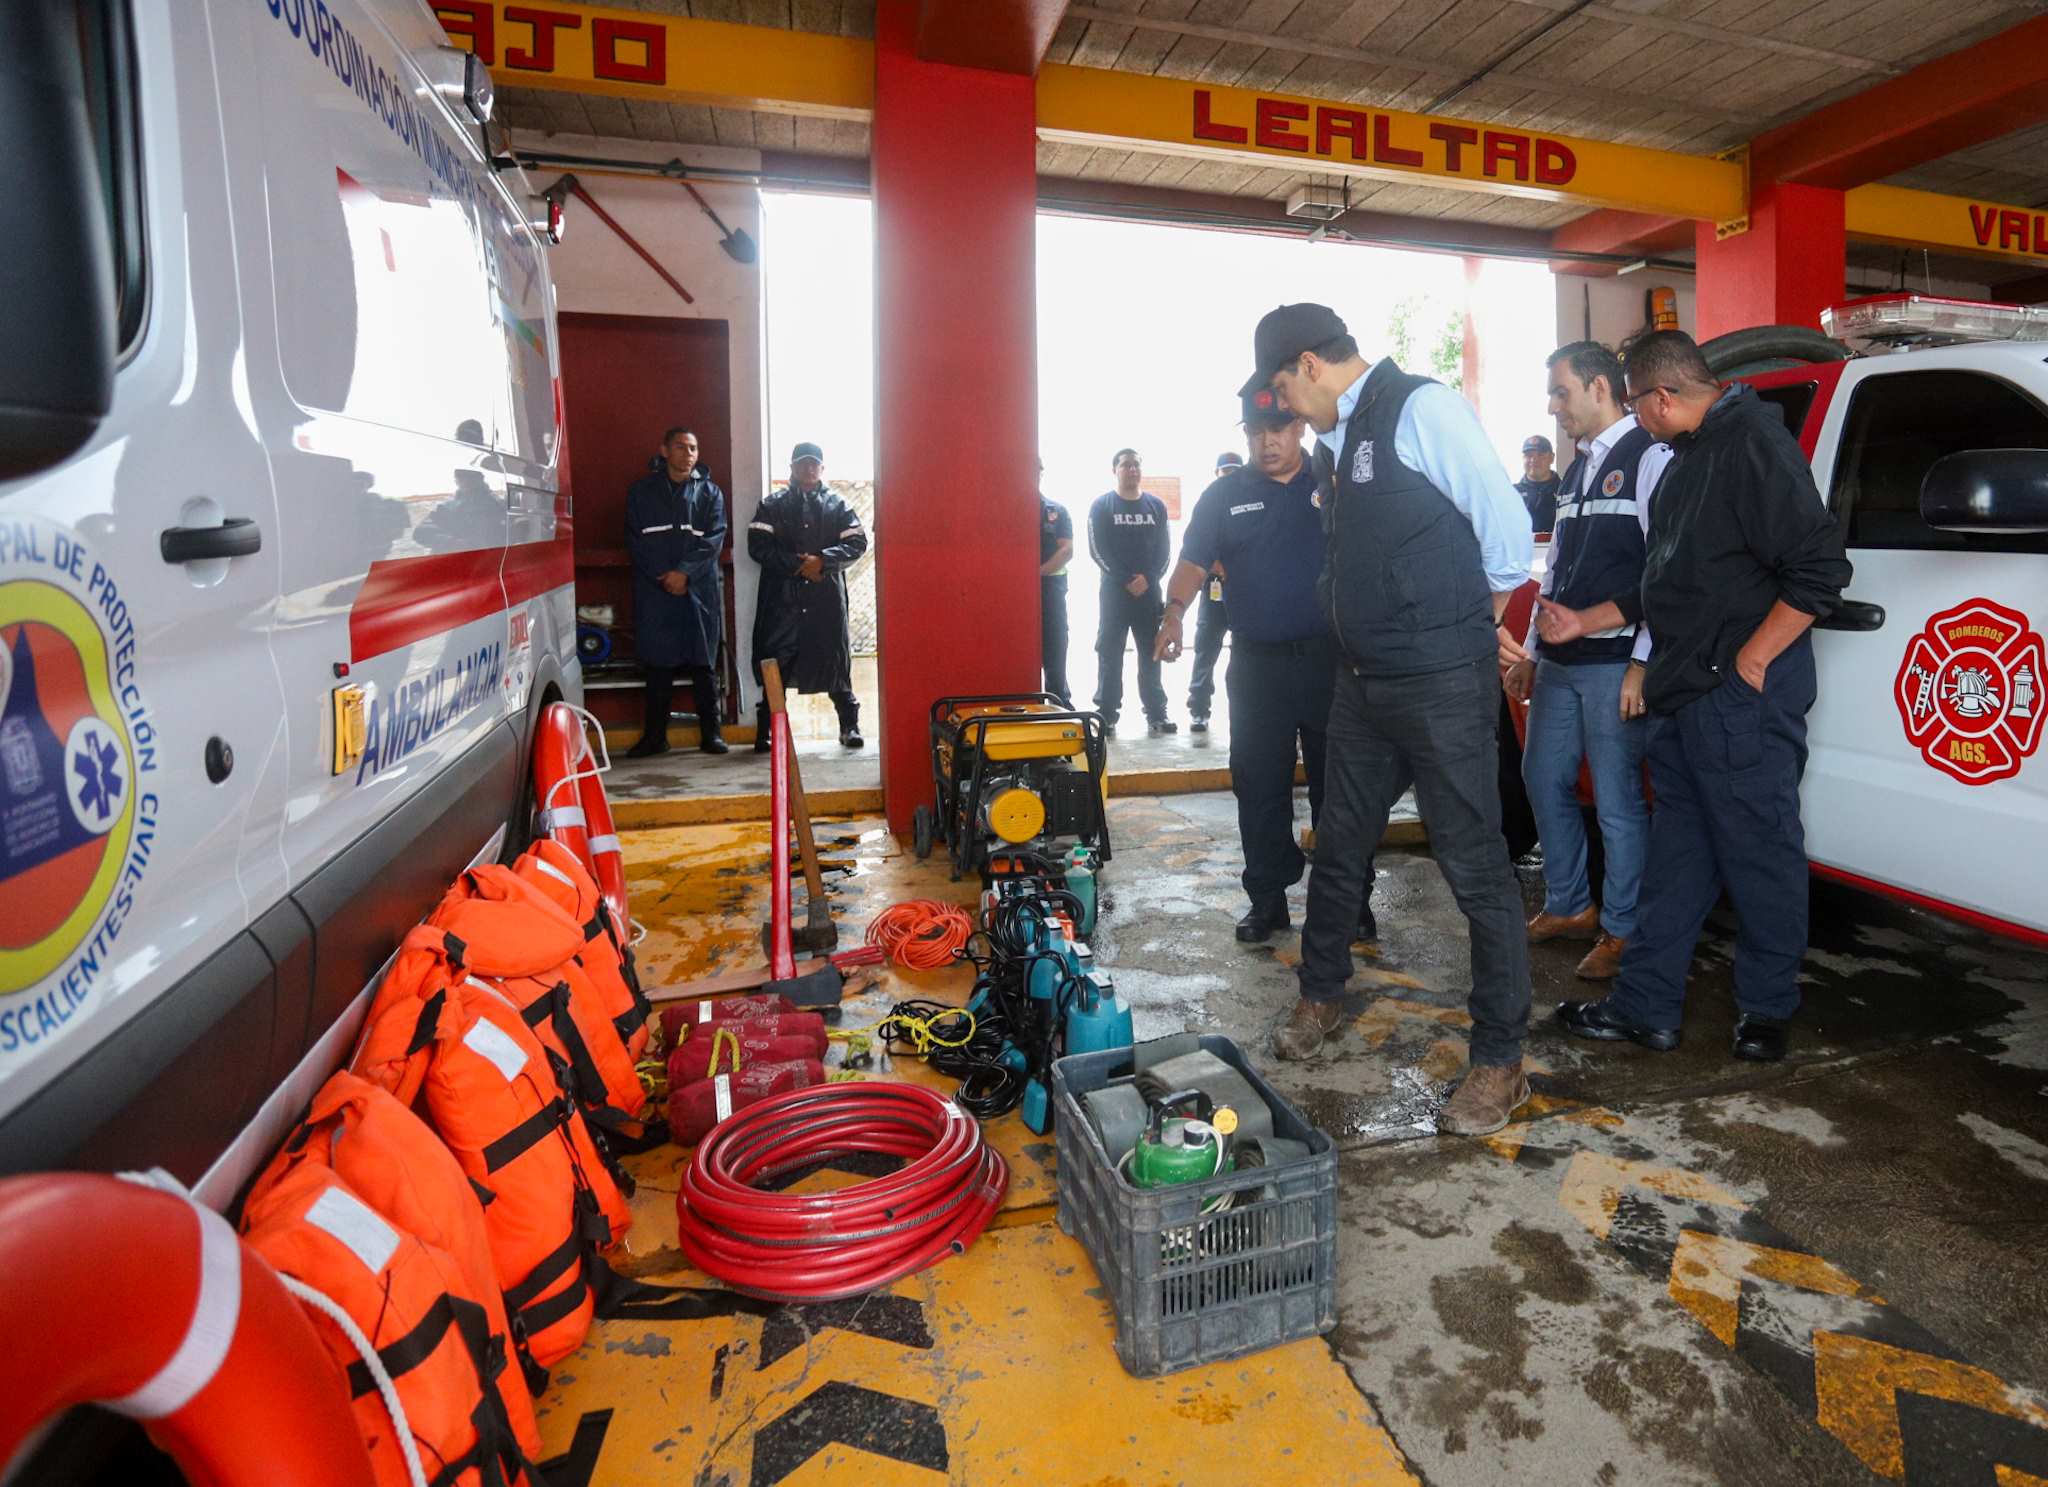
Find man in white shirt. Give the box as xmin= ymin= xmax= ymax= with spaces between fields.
xmin=1504 ymin=342 xmax=1671 ymax=981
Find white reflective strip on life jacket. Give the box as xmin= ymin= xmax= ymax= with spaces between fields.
xmin=587 ymin=834 xmax=621 ymax=857
xmin=539 ymin=805 xmax=588 ymax=832
xmin=107 ymin=1170 xmax=244 ymax=1421
xmin=304 ymin=1186 xmax=401 ymax=1276
xmin=462 ymin=1008 xmax=530 ymax=1082
xmin=640 ymin=523 xmax=675 ymax=533
xmin=714 ymin=1074 xmax=733 ymax=1122
xmin=529 ymin=854 xmax=578 ymax=892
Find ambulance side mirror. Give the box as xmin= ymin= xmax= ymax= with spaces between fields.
xmin=1921 ymin=449 xmax=2048 ymax=535
xmin=0 ymin=3 xmax=116 ymax=478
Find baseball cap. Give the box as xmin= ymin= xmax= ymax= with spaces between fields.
xmin=1239 ymin=302 xmax=1348 ymax=397
xmin=1239 ymin=385 xmax=1293 ymax=429
xmin=791 ymin=441 xmax=824 ymax=464
xmin=1521 ymin=434 xmax=1553 ymax=454
xmin=1214 ymin=450 xmax=1245 ymax=472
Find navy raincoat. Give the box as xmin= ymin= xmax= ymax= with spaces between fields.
xmin=748 ymin=484 xmax=868 ymax=695
xmin=626 ymin=464 xmax=728 ymax=669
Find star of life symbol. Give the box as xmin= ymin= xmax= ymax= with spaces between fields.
xmin=1893 ymin=598 xmax=2045 ymax=786
xmin=63 ymin=716 xmax=125 ymax=834
xmin=1351 ymin=439 xmax=1374 ymax=484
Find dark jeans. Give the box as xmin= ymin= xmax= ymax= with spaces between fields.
xmin=1610 ymin=638 xmax=1818 ymax=1030
xmin=643 ymin=664 xmax=718 ymax=740
xmin=1094 ymin=585 xmax=1168 ymax=724
xmin=1041 ymin=574 xmax=1070 ymax=705
xmin=1300 ymin=657 xmax=1531 ymax=1067
xmin=1188 ymin=597 xmax=1227 ymax=718
xmin=1227 ymin=636 xmax=1343 ymax=904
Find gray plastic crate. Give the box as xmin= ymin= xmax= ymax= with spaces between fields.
xmin=1053 ymin=1034 xmax=1338 ymax=1377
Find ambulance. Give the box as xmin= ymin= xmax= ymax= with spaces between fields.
xmin=0 ymin=0 xmax=574 ymax=1203
xmin=1722 ymin=296 xmax=2048 ymax=944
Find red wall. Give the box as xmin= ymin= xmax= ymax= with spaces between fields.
xmin=872 ymin=0 xmax=1042 ymax=831
xmin=1695 ymin=182 xmax=1846 ymax=340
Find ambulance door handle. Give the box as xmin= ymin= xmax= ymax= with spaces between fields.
xmin=1816 ymin=599 xmax=1885 ymax=633
xmin=160 ymin=517 xmax=262 ymax=565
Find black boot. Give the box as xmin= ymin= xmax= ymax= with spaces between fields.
xmin=753 ymin=710 xmax=773 ymax=754
xmin=699 ymin=714 xmax=729 ymax=755
xmin=837 ymin=703 xmax=863 ymax=749
xmin=1236 ymin=897 xmax=1291 ymax=943
xmin=629 ymin=666 xmax=673 ymax=757
xmin=624 ymin=733 xmax=669 ymax=759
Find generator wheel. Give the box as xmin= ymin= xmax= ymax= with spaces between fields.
xmin=912 ymin=804 xmax=934 ymax=860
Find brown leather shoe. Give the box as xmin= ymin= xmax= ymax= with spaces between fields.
xmin=1527 ymin=904 xmax=1601 ymax=943
xmin=1577 ymin=933 xmax=1626 ymax=980
xmin=1438 ymin=1061 xmax=1532 ymax=1136
xmin=1273 ymin=998 xmax=1347 ymax=1061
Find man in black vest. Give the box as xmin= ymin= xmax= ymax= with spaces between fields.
xmin=1247 ymin=303 xmax=1536 ymax=1138
xmin=1502 ymin=343 xmax=1670 ymax=979
xmin=1559 ymin=332 xmax=1850 ymax=1063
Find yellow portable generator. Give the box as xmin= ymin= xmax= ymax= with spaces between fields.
xmin=913 ymin=693 xmax=1111 ymax=880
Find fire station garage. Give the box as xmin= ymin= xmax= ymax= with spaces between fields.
xmin=5 ymin=1 xmax=2048 ymax=1484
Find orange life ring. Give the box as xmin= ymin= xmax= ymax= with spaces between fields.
xmin=0 ymin=1171 xmax=373 ymax=1487
xmin=531 ymin=702 xmax=595 ymax=877
xmin=576 ymin=741 xmax=630 ymax=930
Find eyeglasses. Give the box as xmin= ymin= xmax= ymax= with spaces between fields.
xmin=1622 ymin=385 xmax=1675 ymax=411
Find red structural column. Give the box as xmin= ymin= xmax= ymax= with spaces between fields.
xmin=1694 ymin=182 xmax=1846 ymax=341
xmin=872 ymin=0 xmax=1041 ymax=834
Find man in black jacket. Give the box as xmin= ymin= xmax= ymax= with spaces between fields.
xmin=1087 ymin=449 xmax=1175 ymax=735
xmin=625 ymin=428 xmax=728 ymax=756
xmin=748 ymin=442 xmax=869 ymax=749
xmin=1558 ymin=332 xmax=1851 ymax=1063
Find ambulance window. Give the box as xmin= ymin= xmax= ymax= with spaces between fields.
xmin=73 ymin=0 xmax=147 ymax=353
xmin=1751 ymin=382 xmax=1817 ymax=439
xmin=1829 ymin=369 xmax=2048 ymax=554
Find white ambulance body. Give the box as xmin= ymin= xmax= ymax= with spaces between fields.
xmin=1739 ymin=297 xmax=2048 ymax=945
xmin=0 ymin=0 xmax=576 ymax=1191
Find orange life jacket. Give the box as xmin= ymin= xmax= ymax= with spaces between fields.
xmin=430 ymin=867 xmax=647 ymax=1169
xmin=352 ymin=927 xmax=629 ymax=1381
xmin=246 ymin=1071 xmax=545 ymax=1465
xmin=241 ymin=1157 xmax=540 ymax=1487
xmin=510 ymin=838 xmax=651 ymax=1064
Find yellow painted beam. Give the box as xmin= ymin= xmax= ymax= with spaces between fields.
xmin=1845 ymin=184 xmax=2048 ymax=267
xmin=1036 ymin=64 xmax=1746 ymax=221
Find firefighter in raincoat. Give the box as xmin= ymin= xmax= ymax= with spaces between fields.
xmin=748 ymin=442 xmax=869 ymax=749
xmin=625 ymin=427 xmax=729 ymax=756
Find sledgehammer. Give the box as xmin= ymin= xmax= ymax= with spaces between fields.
xmin=759 ymin=660 xmax=839 ymax=957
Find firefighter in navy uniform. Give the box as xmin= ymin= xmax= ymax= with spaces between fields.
xmin=1038 ymin=462 xmax=1075 ymax=705
xmin=1154 ymin=391 xmax=1377 ymax=945
xmin=748 ymin=442 xmax=869 ymax=749
xmin=1087 ymin=448 xmax=1175 ymax=735
xmin=625 ymin=427 xmax=729 ymax=757
xmin=1184 ymin=450 xmax=1241 ymax=733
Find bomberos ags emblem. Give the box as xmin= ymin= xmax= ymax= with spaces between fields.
xmin=1892 ymin=597 xmax=2044 ymax=786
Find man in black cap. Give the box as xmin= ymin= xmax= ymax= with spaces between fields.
xmin=747 ymin=442 xmax=868 ymax=749
xmin=1184 ymin=450 xmax=1242 ymax=733
xmin=1086 ymin=448 xmax=1175 ymax=735
xmin=1245 ymin=303 xmax=1536 ymax=1138
xmin=1156 ymin=392 xmax=1375 ymax=945
xmin=1517 ymin=435 xmax=1562 ymax=533
xmin=625 ymin=427 xmax=729 ymax=756
xmin=1038 ymin=460 xmax=1074 ymax=706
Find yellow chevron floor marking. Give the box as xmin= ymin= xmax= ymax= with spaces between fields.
xmin=1813 ymin=1332 xmax=2048 ymax=1479
xmin=1558 ymin=1150 xmax=1747 ymax=1242
xmin=1996 ymin=1467 xmax=2048 ymax=1486
xmin=1479 ymin=1099 xmax=1614 ymax=1162
xmin=1667 ymin=1230 xmax=1879 ymax=1347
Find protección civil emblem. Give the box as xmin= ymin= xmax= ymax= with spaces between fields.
xmin=1893 ymin=597 xmax=2044 ymax=786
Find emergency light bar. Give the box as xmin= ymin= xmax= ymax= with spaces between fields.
xmin=1823 ymin=294 xmax=2048 ymax=349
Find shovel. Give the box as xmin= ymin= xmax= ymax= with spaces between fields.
xmin=680 ymin=180 xmax=758 ymax=264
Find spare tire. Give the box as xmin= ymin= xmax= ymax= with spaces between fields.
xmin=1697 ymin=325 xmax=1848 ymax=378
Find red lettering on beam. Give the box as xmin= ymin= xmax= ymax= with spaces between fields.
xmin=1316 ymin=106 xmax=1372 ymax=161
xmin=1374 ymin=115 xmax=1423 ymax=168
xmin=504 ymin=5 xmax=581 ymax=71
xmin=433 ymin=1 xmax=495 ymax=63
xmin=592 ymin=17 xmax=666 ymax=83
xmin=1192 ymin=90 xmax=1248 ymax=144
xmin=1256 ymin=98 xmax=1311 ymax=152
xmin=1536 ymin=139 xmax=1576 ymax=186
xmin=2035 ymin=213 xmax=2048 ymax=256
xmin=1969 ymin=203 xmax=1998 ymax=246
xmin=1482 ymin=131 xmax=1530 ymax=181
xmin=1430 ymin=123 xmax=1479 ymax=171
xmin=2002 ymin=209 xmax=2029 ymax=252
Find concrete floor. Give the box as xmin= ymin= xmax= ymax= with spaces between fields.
xmin=557 ymin=791 xmax=2048 ymax=1486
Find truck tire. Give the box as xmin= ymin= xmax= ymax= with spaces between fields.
xmin=1698 ymin=325 xmax=1848 ymax=378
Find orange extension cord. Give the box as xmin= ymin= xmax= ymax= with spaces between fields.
xmin=865 ymin=900 xmax=975 ymax=971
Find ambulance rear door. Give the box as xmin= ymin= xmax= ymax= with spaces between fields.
xmin=1800 ymin=345 xmax=2048 ymax=939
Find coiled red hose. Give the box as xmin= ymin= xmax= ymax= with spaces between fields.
xmin=675 ymin=1082 xmax=1009 ymax=1301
